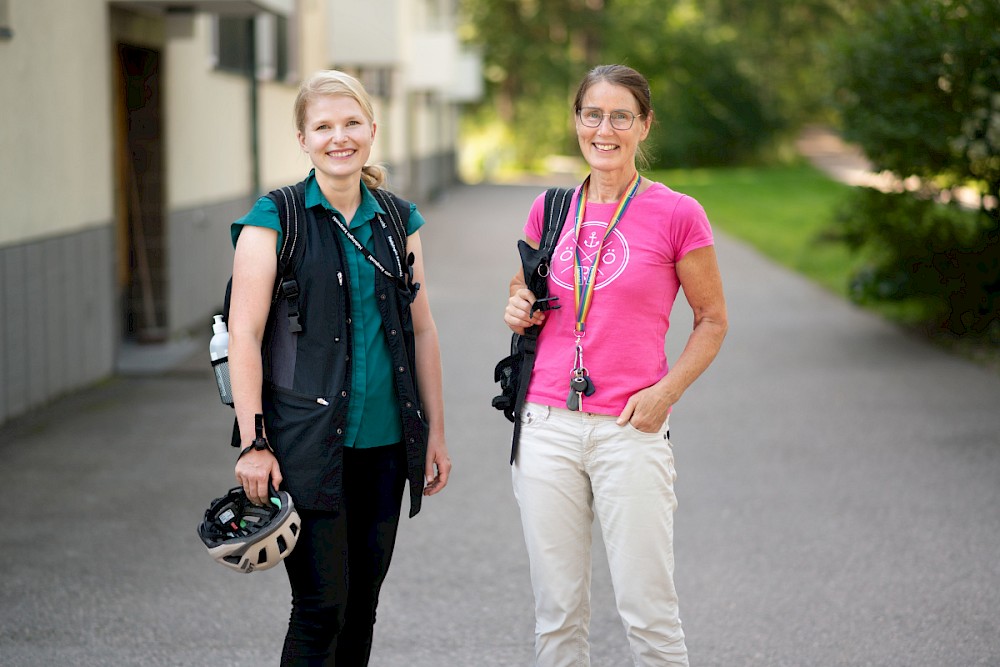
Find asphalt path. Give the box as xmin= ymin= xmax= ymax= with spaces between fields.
xmin=1 ymin=182 xmax=999 ymax=666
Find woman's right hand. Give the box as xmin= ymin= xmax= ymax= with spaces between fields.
xmin=235 ymin=449 xmax=283 ymax=506
xmin=504 ymin=287 xmax=546 ymax=335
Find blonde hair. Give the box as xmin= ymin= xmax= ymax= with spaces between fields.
xmin=294 ymin=70 xmax=387 ymax=190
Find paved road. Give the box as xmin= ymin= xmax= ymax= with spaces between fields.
xmin=2 ymin=183 xmax=999 ymax=666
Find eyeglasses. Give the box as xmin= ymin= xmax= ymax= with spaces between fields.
xmin=577 ymin=107 xmax=643 ymax=130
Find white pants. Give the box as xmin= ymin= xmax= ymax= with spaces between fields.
xmin=512 ymin=403 xmax=688 ymax=667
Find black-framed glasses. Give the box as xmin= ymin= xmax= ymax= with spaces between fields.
xmin=577 ymin=107 xmax=643 ymax=130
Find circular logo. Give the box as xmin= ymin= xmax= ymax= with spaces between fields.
xmin=550 ymin=222 xmax=630 ymax=291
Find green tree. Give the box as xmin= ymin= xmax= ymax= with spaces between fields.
xmin=835 ymin=0 xmax=1000 ymax=201
xmin=459 ymin=0 xmax=604 ymax=164
xmin=698 ymin=0 xmax=864 ymax=125
xmin=459 ymin=0 xmax=790 ymax=168
xmin=832 ymin=0 xmax=1000 ymax=335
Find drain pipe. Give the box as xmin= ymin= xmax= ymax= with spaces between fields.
xmin=247 ymin=16 xmax=261 ymax=195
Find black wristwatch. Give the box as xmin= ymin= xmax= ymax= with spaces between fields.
xmin=239 ymin=413 xmax=273 ymax=458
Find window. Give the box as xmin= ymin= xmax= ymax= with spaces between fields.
xmin=215 ymin=16 xmax=253 ymax=74
xmin=214 ymin=12 xmax=296 ymax=82
xmin=274 ymin=14 xmax=290 ymax=81
xmin=360 ymin=67 xmax=393 ymax=99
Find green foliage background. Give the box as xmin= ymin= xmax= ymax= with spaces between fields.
xmin=458 ymin=0 xmax=862 ymax=172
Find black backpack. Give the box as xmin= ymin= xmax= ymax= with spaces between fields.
xmin=492 ymin=186 xmax=574 ymax=463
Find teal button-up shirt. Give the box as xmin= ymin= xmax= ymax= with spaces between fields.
xmin=232 ymin=171 xmax=425 ymax=448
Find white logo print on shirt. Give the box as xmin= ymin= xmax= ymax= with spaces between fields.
xmin=551 ymin=221 xmax=630 ymax=291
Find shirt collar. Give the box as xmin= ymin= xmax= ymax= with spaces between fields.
xmin=303 ymin=169 xmax=384 ymax=230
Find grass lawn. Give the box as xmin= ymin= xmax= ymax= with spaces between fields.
xmin=649 ymin=163 xmax=858 ymax=297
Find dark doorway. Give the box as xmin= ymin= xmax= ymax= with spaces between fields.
xmin=115 ymin=43 xmax=166 ymax=342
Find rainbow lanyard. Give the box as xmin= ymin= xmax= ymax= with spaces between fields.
xmin=572 ymin=171 xmax=641 ymax=336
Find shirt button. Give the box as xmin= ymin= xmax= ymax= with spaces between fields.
xmin=336 ymin=428 xmax=343 ymax=435
xmin=341 ymin=391 xmax=348 ymax=397
xmin=390 ymin=329 xmax=397 ymax=336
xmin=379 ymin=294 xmax=387 ymax=300
xmin=398 ymin=366 xmax=405 ymax=373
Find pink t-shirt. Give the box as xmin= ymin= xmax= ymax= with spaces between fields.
xmin=523 ymin=181 xmax=714 ymax=415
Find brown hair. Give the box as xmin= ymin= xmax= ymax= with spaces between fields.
xmin=294 ymin=70 xmax=387 ymax=190
xmin=573 ymin=65 xmax=654 ymax=168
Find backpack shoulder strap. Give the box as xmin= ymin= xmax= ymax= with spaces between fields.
xmin=264 ymin=180 xmax=308 ymax=333
xmin=265 ymin=180 xmax=307 ymax=278
xmin=540 ymin=187 xmax=574 ymax=255
xmin=504 ymin=186 xmax=575 ymax=463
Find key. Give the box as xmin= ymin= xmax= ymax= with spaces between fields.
xmin=567 ymin=369 xmax=589 ymax=411
xmin=566 ymin=388 xmax=580 ymax=411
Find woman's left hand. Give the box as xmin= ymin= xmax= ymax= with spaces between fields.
xmin=617 ymin=384 xmax=674 ymax=433
xmin=423 ymin=432 xmax=451 ymax=496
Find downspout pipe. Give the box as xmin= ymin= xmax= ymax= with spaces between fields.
xmin=247 ymin=16 xmax=261 ymax=195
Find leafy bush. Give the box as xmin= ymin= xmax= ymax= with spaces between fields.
xmin=831 ymin=0 xmax=1000 ymax=337
xmin=834 ymin=188 xmax=1000 ymax=335
xmin=833 ymin=0 xmax=1000 ymax=200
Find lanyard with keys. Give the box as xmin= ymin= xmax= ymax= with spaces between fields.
xmin=566 ymin=172 xmax=641 ymax=411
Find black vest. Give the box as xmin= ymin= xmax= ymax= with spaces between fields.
xmin=260 ymin=182 xmax=427 ymax=517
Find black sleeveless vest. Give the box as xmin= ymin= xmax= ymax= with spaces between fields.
xmin=260 ymin=182 xmax=428 ymax=517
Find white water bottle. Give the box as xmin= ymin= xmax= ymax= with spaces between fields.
xmin=210 ymin=315 xmax=234 ymax=407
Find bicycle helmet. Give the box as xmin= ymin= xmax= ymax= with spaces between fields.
xmin=197 ymin=485 xmax=301 ymax=573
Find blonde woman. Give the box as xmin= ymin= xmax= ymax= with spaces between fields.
xmin=229 ymin=70 xmax=450 ymax=665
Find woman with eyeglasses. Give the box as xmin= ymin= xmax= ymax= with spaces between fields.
xmin=503 ymin=64 xmax=728 ymax=666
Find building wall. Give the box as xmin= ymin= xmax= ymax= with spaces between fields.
xmin=0 ymin=0 xmax=473 ymax=427
xmin=163 ymin=15 xmax=254 ymax=208
xmin=0 ymin=0 xmax=114 ymax=247
xmin=159 ymin=12 xmax=305 ymax=335
xmin=0 ymin=0 xmax=118 ymax=424
xmin=0 ymin=227 xmax=116 ymax=425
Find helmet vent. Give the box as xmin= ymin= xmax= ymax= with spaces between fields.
xmin=258 ymin=547 xmax=268 ymax=564
xmin=277 ymin=535 xmax=288 ymax=553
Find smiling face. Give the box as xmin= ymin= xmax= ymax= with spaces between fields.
xmin=575 ymin=80 xmax=651 ymax=176
xmin=296 ymin=94 xmax=376 ymax=186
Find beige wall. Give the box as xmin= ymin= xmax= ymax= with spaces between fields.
xmin=257 ymin=81 xmax=311 ymax=190
xmin=0 ymin=0 xmax=114 ymax=247
xmin=163 ymin=14 xmax=253 ymax=207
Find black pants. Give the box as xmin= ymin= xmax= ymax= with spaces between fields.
xmin=280 ymin=443 xmax=407 ymax=666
